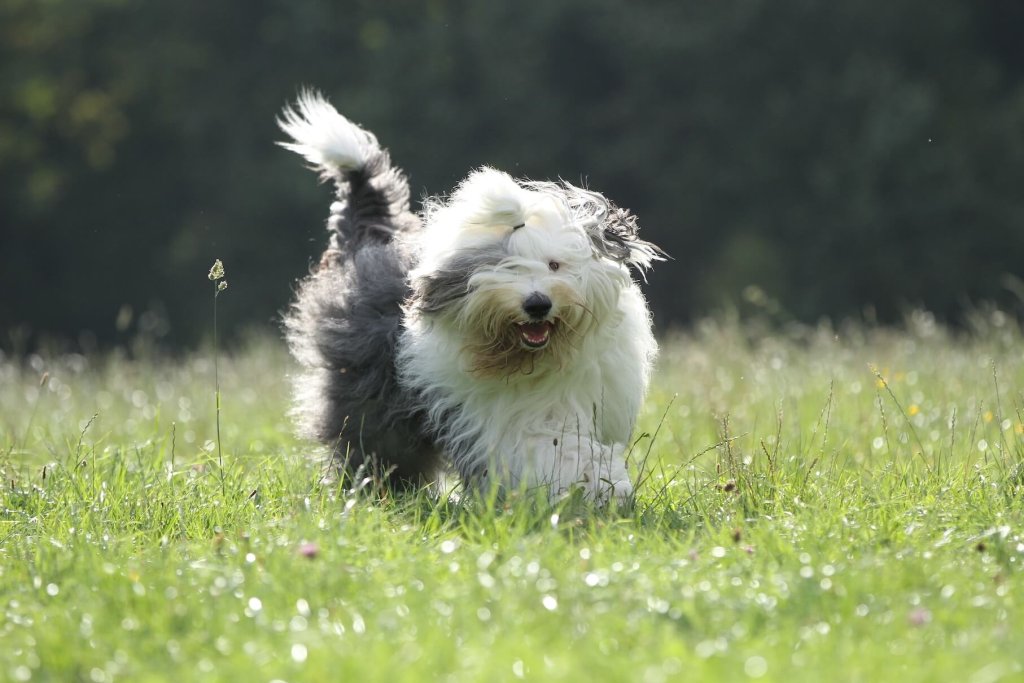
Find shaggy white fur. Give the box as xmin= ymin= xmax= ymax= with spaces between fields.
xmin=280 ymin=91 xmax=662 ymax=502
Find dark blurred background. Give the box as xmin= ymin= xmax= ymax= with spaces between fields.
xmin=2 ymin=0 xmax=1023 ymax=350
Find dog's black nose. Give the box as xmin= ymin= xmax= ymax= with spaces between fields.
xmin=522 ymin=292 xmax=552 ymax=320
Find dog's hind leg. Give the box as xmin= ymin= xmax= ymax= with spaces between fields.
xmin=280 ymin=92 xmax=438 ymax=487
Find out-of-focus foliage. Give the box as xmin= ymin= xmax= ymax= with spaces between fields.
xmin=2 ymin=0 xmax=1023 ymax=347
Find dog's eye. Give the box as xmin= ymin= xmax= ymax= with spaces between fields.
xmin=548 ymin=261 xmax=560 ymax=272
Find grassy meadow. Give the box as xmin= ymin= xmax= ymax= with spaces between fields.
xmin=1 ymin=314 xmax=1022 ymax=682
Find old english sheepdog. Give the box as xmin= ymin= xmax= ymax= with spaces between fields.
xmin=279 ymin=91 xmax=663 ymax=502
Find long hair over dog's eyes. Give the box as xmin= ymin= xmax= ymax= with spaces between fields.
xmin=548 ymin=261 xmax=560 ymax=272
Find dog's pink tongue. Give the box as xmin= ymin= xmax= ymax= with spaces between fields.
xmin=519 ymin=322 xmax=551 ymax=346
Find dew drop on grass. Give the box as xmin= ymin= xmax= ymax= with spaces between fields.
xmin=291 ymin=643 xmax=308 ymax=663
xmin=647 ymin=597 xmax=670 ymax=614
xmin=542 ymin=595 xmax=558 ymax=611
xmin=744 ymin=656 xmax=768 ymax=678
xmin=476 ymin=551 xmax=495 ymax=570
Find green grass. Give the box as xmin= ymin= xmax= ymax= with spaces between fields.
xmin=2 ymin=316 xmax=1023 ymax=682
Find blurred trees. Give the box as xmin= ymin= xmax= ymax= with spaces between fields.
xmin=1 ymin=0 xmax=1023 ymax=348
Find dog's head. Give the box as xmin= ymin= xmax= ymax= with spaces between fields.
xmin=408 ymin=168 xmax=663 ymax=378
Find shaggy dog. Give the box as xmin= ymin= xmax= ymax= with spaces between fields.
xmin=279 ymin=91 xmax=662 ymax=501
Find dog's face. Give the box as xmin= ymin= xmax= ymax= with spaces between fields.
xmin=409 ymin=168 xmax=661 ymax=377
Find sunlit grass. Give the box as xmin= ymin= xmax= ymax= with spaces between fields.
xmin=1 ymin=314 xmax=1022 ymax=682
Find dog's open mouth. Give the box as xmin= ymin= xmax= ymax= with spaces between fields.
xmin=517 ymin=321 xmax=555 ymax=349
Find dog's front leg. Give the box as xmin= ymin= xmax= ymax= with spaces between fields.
xmin=516 ymin=431 xmax=634 ymax=503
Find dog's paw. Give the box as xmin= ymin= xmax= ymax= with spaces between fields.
xmin=552 ymin=440 xmax=633 ymax=505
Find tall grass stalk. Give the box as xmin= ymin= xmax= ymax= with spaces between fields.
xmin=208 ymin=259 xmax=228 ymax=498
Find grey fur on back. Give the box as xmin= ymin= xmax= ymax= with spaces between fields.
xmin=284 ymin=152 xmax=439 ymax=486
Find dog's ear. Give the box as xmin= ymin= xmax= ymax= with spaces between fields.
xmin=409 ymin=244 xmax=508 ymax=314
xmin=562 ymin=183 xmax=666 ymax=273
xmin=594 ymin=203 xmax=665 ymax=272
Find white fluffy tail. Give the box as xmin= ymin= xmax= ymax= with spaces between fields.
xmin=277 ymin=90 xmax=381 ymax=178
xmin=278 ymin=89 xmax=418 ymax=249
